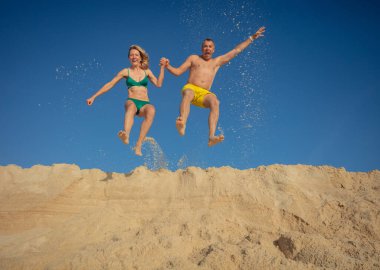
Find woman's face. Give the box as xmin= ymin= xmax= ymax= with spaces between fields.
xmin=129 ymin=49 xmax=141 ymax=65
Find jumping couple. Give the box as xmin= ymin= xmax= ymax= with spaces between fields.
xmin=87 ymin=27 xmax=265 ymax=156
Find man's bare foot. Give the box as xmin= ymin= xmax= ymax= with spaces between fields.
xmin=176 ymin=117 xmax=186 ymax=136
xmin=208 ymin=135 xmax=224 ymax=147
xmin=134 ymin=144 xmax=142 ymax=156
xmin=118 ymin=130 xmax=129 ymax=144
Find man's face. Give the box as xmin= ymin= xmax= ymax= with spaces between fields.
xmin=201 ymin=41 xmax=215 ymax=60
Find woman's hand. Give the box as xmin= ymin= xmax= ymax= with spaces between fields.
xmin=87 ymin=97 xmax=95 ymax=106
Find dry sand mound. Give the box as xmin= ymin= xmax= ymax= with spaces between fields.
xmin=0 ymin=164 xmax=379 ymax=269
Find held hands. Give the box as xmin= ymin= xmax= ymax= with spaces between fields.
xmin=251 ymin=26 xmax=265 ymax=40
xmin=160 ymin=57 xmax=169 ymax=67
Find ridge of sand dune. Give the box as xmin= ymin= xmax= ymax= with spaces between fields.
xmin=0 ymin=164 xmax=379 ymax=269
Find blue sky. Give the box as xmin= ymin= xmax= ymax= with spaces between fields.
xmin=1 ymin=0 xmax=379 ymax=172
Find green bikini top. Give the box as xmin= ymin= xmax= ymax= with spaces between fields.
xmin=126 ymin=68 xmax=148 ymax=89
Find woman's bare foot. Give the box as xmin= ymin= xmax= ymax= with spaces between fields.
xmin=208 ymin=134 xmax=224 ymax=147
xmin=134 ymin=144 xmax=142 ymax=156
xmin=176 ymin=117 xmax=186 ymax=136
xmin=118 ymin=130 xmax=129 ymax=144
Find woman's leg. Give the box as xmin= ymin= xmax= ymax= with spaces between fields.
xmin=118 ymin=100 xmax=137 ymax=144
xmin=134 ymin=104 xmax=156 ymax=156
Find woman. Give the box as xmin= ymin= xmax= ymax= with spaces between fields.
xmin=87 ymin=45 xmax=165 ymax=156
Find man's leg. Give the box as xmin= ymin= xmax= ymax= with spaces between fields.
xmin=176 ymin=89 xmax=194 ymax=136
xmin=118 ymin=100 xmax=137 ymax=144
xmin=134 ymin=104 xmax=156 ymax=156
xmin=203 ymin=94 xmax=224 ymax=146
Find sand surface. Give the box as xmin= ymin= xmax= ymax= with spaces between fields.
xmin=0 ymin=164 xmax=379 ymax=269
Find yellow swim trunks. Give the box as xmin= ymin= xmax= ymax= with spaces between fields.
xmin=181 ymin=83 xmax=216 ymax=108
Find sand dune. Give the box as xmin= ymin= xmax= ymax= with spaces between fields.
xmin=0 ymin=164 xmax=379 ymax=269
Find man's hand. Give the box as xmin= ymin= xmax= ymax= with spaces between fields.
xmin=251 ymin=26 xmax=265 ymax=40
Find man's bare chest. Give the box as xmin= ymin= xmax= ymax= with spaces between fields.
xmin=192 ymin=60 xmax=218 ymax=72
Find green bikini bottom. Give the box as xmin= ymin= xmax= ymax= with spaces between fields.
xmin=127 ymin=98 xmax=150 ymax=115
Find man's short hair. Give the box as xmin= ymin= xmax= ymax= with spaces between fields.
xmin=202 ymin=38 xmax=215 ymax=47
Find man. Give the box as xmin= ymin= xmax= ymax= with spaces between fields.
xmin=161 ymin=26 xmax=265 ymax=147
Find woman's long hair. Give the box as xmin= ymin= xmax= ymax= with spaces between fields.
xmin=129 ymin=45 xmax=149 ymax=70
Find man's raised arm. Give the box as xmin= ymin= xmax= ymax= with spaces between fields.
xmin=217 ymin=26 xmax=266 ymax=66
